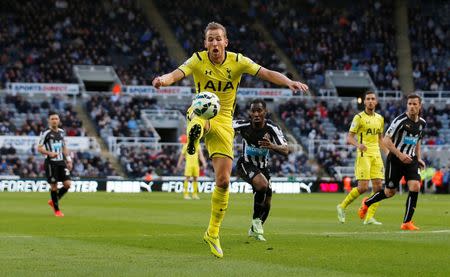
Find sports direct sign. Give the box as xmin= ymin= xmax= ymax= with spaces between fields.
xmin=123 ymin=86 xmax=295 ymax=98
xmin=7 ymin=82 xmax=79 ymax=95
xmin=124 ymin=86 xmax=192 ymax=96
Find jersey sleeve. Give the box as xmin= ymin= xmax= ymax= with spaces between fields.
xmin=38 ymin=131 xmax=47 ymax=146
xmin=61 ymin=130 xmax=67 ymax=148
xmin=232 ymin=120 xmax=247 ymax=134
xmin=232 ymin=120 xmax=240 ymax=132
xmin=271 ymin=125 xmax=287 ymax=146
xmin=386 ymin=119 xmax=401 ymax=138
xmin=239 ymin=54 xmax=262 ymax=76
xmin=349 ymin=115 xmax=361 ymax=133
xmin=178 ymin=53 xmax=201 ymax=77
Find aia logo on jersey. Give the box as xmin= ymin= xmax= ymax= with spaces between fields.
xmin=203 ymin=80 xmax=234 ymax=92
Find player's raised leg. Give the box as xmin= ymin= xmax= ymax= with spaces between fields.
xmin=186 ymin=111 xmax=208 ymax=155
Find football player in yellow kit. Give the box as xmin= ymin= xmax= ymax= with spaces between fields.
xmin=152 ymin=22 xmax=308 ymax=258
xmin=336 ymin=91 xmax=386 ymax=225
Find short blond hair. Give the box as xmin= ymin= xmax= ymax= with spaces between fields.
xmin=204 ymin=22 xmax=227 ymax=38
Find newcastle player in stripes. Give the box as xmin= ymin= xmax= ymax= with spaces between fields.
xmin=233 ymin=99 xmax=288 ymax=241
xmin=37 ymin=112 xmax=73 ymax=217
xmin=359 ymin=94 xmax=426 ymax=230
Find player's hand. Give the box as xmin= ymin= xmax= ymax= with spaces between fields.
xmin=66 ymin=160 xmax=73 ymax=171
xmin=398 ymin=152 xmax=413 ymax=164
xmin=418 ymin=159 xmax=426 ymax=170
xmin=357 ymin=143 xmax=367 ymax=152
xmin=288 ymin=81 xmax=309 ymax=94
xmin=258 ymin=138 xmax=273 ymax=149
xmin=152 ymin=76 xmax=163 ymax=89
xmin=48 ymin=152 xmax=58 ymax=158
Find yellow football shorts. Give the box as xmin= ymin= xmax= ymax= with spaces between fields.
xmin=187 ymin=112 xmax=234 ymax=159
xmin=184 ymin=164 xmax=200 ymax=177
xmin=354 ymin=154 xmax=384 ymax=180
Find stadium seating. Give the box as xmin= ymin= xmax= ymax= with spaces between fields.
xmin=0 ymin=94 xmax=84 ymax=136
xmin=0 ymin=0 xmax=174 ymax=87
xmin=278 ymin=96 xmax=450 ymax=178
xmin=252 ymin=0 xmax=400 ymax=91
xmin=154 ymin=0 xmax=288 ymax=88
xmin=0 ymin=93 xmax=116 ymax=178
xmin=408 ymin=0 xmax=450 ymax=91
xmin=0 ymin=145 xmax=116 ymax=178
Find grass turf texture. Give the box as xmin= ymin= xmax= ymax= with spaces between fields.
xmin=0 ymin=192 xmax=449 ymax=276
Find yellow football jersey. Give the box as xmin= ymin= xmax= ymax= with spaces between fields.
xmin=349 ymin=111 xmax=384 ymax=156
xmin=178 ymin=51 xmax=261 ymax=121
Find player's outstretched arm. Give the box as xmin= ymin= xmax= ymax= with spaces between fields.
xmin=152 ymin=69 xmax=185 ymax=89
xmin=256 ymin=67 xmax=309 ymax=93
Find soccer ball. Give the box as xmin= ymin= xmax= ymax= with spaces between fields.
xmin=191 ymin=91 xmax=220 ymax=119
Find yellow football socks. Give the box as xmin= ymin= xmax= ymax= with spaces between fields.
xmin=183 ymin=180 xmax=189 ymax=197
xmin=193 ymin=181 xmax=199 ymax=195
xmin=340 ymin=187 xmax=360 ymax=209
xmin=207 ymin=186 xmax=229 ymax=238
xmin=366 ymin=195 xmax=380 ymax=220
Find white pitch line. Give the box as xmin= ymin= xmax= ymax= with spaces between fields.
xmin=296 ymin=229 xmax=450 ymax=236
xmin=0 ymin=235 xmax=33 ymax=238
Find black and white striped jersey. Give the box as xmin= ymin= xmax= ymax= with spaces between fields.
xmin=385 ymin=113 xmax=426 ymax=157
xmin=38 ymin=128 xmax=67 ymax=164
xmin=233 ymin=119 xmax=287 ymax=169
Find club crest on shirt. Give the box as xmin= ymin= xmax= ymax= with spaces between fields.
xmin=226 ymin=68 xmax=232 ymax=79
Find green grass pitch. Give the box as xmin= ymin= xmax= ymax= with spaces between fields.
xmin=0 ymin=192 xmax=449 ymax=276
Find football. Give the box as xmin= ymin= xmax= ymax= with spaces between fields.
xmin=191 ymin=91 xmax=220 ymax=119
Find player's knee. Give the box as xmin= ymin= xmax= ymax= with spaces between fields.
xmin=63 ymin=181 xmax=71 ymax=189
xmin=408 ymin=181 xmax=420 ymax=192
xmin=384 ymin=188 xmax=396 ymax=197
xmin=253 ymin=180 xmax=268 ymax=192
xmin=357 ymin=183 xmax=369 ymax=194
xmin=215 ymin=174 xmax=230 ymax=189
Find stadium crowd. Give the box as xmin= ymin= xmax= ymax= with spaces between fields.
xmin=0 ymin=0 xmax=174 ymax=87
xmin=0 ymin=94 xmax=84 ymax=136
xmin=86 ymin=95 xmax=161 ymax=139
xmin=408 ymin=0 xmax=450 ymax=91
xmin=0 ymin=144 xmax=116 ymax=178
xmin=251 ymin=0 xmax=400 ymax=91
xmin=155 ymin=0 xmax=289 ymax=88
xmin=279 ymin=97 xmax=450 ymax=178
